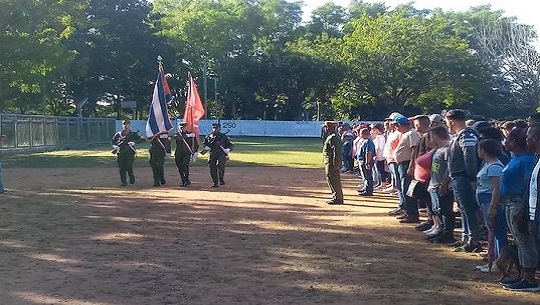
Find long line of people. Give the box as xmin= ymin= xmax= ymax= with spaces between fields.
xmin=336 ymin=110 xmax=540 ymax=292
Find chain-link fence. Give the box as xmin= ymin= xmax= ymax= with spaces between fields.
xmin=0 ymin=114 xmax=115 ymax=152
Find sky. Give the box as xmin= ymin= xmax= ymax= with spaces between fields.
xmin=300 ymin=0 xmax=539 ymax=37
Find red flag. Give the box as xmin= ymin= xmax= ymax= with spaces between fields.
xmin=184 ymin=73 xmax=206 ymax=142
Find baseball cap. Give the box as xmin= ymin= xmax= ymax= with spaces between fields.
xmin=428 ymin=114 xmax=444 ymax=124
xmin=392 ymin=115 xmax=410 ymax=125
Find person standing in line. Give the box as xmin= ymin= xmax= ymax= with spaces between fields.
xmin=427 ymin=126 xmax=455 ymax=244
xmin=323 ymin=121 xmax=344 ymax=205
xmin=393 ymin=115 xmax=421 ymax=223
xmin=0 ymin=134 xmax=7 ymax=194
xmin=173 ymin=122 xmax=198 ymax=187
xmin=476 ymin=139 xmax=507 ymax=260
xmin=502 ymin=125 xmax=540 ymax=291
xmin=201 ymin=123 xmax=232 ymax=187
xmin=357 ymin=128 xmax=376 ymax=196
xmin=148 ymin=132 xmax=170 ymax=187
xmin=371 ymin=123 xmax=387 ymax=189
xmin=111 ymin=119 xmax=145 ymax=186
xmin=444 ymin=109 xmax=482 ymax=252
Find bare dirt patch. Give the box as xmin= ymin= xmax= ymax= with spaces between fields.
xmin=0 ymin=167 xmax=536 ymax=304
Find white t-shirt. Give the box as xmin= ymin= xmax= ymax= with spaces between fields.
xmin=393 ymin=129 xmax=421 ymax=163
xmin=529 ymin=159 xmax=540 ymax=220
xmin=373 ymin=134 xmax=386 ymax=161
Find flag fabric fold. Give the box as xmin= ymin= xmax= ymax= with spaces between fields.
xmin=184 ymin=73 xmax=206 ymax=142
xmin=146 ymin=67 xmax=174 ymax=137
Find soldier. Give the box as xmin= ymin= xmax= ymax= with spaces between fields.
xmin=148 ymin=132 xmax=171 ymax=187
xmin=323 ymin=121 xmax=344 ymax=204
xmin=172 ymin=122 xmax=198 ymax=186
xmin=201 ymin=123 xmax=232 ymax=187
xmin=111 ymin=119 xmax=144 ymax=186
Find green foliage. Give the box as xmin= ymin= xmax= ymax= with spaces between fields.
xmin=1 ymin=0 xmax=539 ymax=120
xmin=336 ymin=8 xmax=488 ymax=118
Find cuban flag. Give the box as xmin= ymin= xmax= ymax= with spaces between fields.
xmin=146 ymin=67 xmax=174 ymax=137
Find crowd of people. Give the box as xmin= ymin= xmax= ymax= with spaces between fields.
xmin=111 ymin=120 xmax=233 ymax=188
xmin=322 ymin=110 xmax=540 ymax=292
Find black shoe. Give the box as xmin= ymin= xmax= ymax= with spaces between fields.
xmin=326 ymin=199 xmax=344 ymax=205
xmin=399 ymin=217 xmax=420 ymax=223
xmin=500 ymin=277 xmax=523 ymax=286
xmin=185 ymin=180 xmax=191 ymax=186
xmin=153 ymin=183 xmax=160 ymax=187
xmin=455 ymin=242 xmax=482 ymax=253
xmin=161 ymin=179 xmax=166 ymax=185
xmin=212 ymin=183 xmax=219 ymax=187
xmin=358 ymin=191 xmax=373 ymax=196
xmin=387 ymin=208 xmax=404 ymax=216
xmin=129 ymin=178 xmax=135 ymax=184
xmin=450 ymin=240 xmax=465 ymax=248
xmin=219 ymin=180 xmax=225 ymax=185
xmin=415 ymin=221 xmax=434 ymax=231
xmin=121 ymin=182 xmax=128 ymax=186
xmin=432 ymin=234 xmax=456 ymax=244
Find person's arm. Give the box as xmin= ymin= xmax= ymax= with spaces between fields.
xmin=489 ymin=175 xmax=501 ymax=220
xmin=333 ymin=135 xmax=342 ymax=170
xmin=461 ymin=132 xmax=479 ymax=188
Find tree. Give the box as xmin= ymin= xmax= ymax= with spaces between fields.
xmin=0 ymin=0 xmax=86 ymax=113
xmin=337 ymin=8 xmax=488 ymax=119
xmin=65 ymin=0 xmax=165 ymax=118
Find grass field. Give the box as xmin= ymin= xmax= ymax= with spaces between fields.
xmin=3 ymin=137 xmax=324 ymax=168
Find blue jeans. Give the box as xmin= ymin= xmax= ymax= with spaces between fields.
xmin=388 ymin=162 xmax=398 ymax=190
xmin=429 ymin=188 xmax=455 ymax=235
xmin=477 ymin=192 xmax=508 ymax=258
xmin=398 ymin=161 xmax=418 ymax=218
xmin=451 ymin=176 xmax=481 ymax=243
xmin=359 ymin=162 xmax=374 ymax=194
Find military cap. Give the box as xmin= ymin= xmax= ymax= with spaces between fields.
xmin=122 ymin=119 xmax=131 ymax=124
xmin=324 ymin=121 xmax=339 ymax=126
xmin=212 ymin=123 xmax=221 ymax=128
xmin=178 ymin=121 xmax=187 ymax=126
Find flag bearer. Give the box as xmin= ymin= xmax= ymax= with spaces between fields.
xmin=201 ymin=123 xmax=232 ymax=187
xmin=173 ymin=121 xmax=198 ymax=186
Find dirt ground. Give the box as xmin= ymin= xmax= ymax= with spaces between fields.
xmin=0 ymin=166 xmax=538 ymax=305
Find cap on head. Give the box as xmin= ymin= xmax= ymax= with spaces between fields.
xmin=324 ymin=121 xmax=339 ymax=127
xmin=392 ymin=115 xmax=410 ymax=125
xmin=385 ymin=112 xmax=403 ymax=121
xmin=122 ymin=119 xmax=131 ymax=125
xmin=428 ymin=114 xmax=444 ymax=124
xmin=212 ymin=123 xmax=221 ymax=128
xmin=178 ymin=121 xmax=187 ymax=127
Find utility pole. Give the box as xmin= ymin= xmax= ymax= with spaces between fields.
xmin=203 ymin=61 xmax=208 ymax=119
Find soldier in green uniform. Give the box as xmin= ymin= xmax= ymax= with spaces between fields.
xmin=201 ymin=123 xmax=232 ymax=187
xmin=148 ymin=132 xmax=171 ymax=187
xmin=172 ymin=122 xmax=198 ymax=187
xmin=111 ymin=119 xmax=144 ymax=186
xmin=323 ymin=121 xmax=344 ymax=204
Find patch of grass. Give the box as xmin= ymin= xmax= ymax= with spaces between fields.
xmin=3 ymin=137 xmax=325 ymax=169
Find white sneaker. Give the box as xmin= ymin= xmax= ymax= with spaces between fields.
xmin=425 ymin=229 xmax=441 ymax=237
xmin=422 ymin=226 xmax=437 ymax=234
xmin=475 ymin=264 xmax=489 ymax=270
xmin=382 ymin=186 xmax=396 ymax=193
xmin=479 ymin=266 xmax=492 ymax=273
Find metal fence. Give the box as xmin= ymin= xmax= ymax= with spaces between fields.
xmin=0 ymin=114 xmax=116 ymax=152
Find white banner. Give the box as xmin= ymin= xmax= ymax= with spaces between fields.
xmin=117 ymin=120 xmax=381 ymax=138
